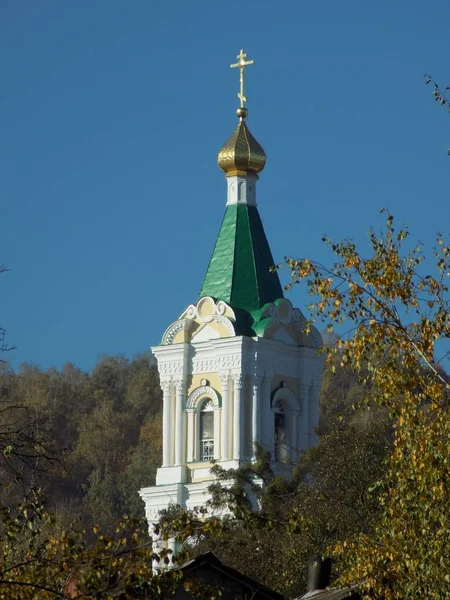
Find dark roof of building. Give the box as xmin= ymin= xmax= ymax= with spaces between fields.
xmin=177 ymin=552 xmax=287 ymax=600
xmin=296 ymin=586 xmax=360 ymax=600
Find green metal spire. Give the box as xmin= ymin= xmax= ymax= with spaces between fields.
xmin=199 ymin=204 xmax=283 ymax=319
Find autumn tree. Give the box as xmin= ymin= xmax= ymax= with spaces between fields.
xmin=424 ymin=74 xmax=450 ymax=154
xmin=0 ymin=487 xmax=182 ymax=599
xmin=162 ymin=405 xmax=391 ymax=599
xmin=0 ymin=305 xmax=170 ymax=598
xmin=285 ymin=210 xmax=450 ymax=599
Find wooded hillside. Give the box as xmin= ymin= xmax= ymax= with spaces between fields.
xmin=0 ymin=355 xmax=162 ymax=532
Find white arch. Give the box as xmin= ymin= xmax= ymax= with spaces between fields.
xmin=272 ymin=386 xmax=301 ymax=412
xmin=186 ymin=385 xmax=221 ymax=410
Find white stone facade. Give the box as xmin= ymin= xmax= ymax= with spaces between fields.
xmin=139 ymin=327 xmax=323 ymax=526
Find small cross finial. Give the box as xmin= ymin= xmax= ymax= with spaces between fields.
xmin=230 ymin=49 xmax=254 ymax=108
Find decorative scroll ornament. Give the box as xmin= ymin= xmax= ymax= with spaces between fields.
xmin=184 ymin=297 xmax=236 ymax=324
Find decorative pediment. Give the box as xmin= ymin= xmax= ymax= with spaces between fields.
xmin=161 ymin=319 xmax=194 ymax=346
xmin=253 ymin=298 xmax=323 ymax=349
xmin=161 ymin=297 xmax=236 ymax=345
xmin=181 ymin=296 xmax=236 ymax=324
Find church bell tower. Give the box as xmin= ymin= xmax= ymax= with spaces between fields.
xmin=140 ymin=49 xmax=323 ymax=526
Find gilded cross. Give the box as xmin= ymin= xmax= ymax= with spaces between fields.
xmin=230 ymin=49 xmax=254 ymax=107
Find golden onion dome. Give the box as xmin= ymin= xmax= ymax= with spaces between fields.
xmin=217 ymin=107 xmax=266 ymax=176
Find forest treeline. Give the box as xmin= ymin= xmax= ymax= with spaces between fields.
xmin=0 ymin=348 xmax=392 ymax=577
xmin=0 ymin=354 xmax=163 ymax=531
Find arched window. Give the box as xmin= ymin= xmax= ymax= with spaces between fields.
xmin=200 ymin=399 xmax=214 ymax=461
xmin=274 ymin=402 xmax=289 ymax=462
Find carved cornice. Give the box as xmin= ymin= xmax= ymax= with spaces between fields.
xmin=158 ymin=362 xmax=184 ymax=376
xmin=191 ymin=357 xmax=218 ymax=374
xmin=218 ymin=354 xmax=242 ymax=370
xmin=190 ymin=353 xmax=242 ymax=375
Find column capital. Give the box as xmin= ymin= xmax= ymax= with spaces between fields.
xmin=173 ymin=378 xmax=186 ymax=394
xmin=232 ymin=374 xmax=245 ymax=389
xmin=160 ymin=380 xmax=172 ymax=395
xmin=219 ymin=372 xmax=230 ymax=388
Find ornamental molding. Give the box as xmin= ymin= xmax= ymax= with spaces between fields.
xmin=218 ymin=354 xmax=242 ymax=370
xmin=161 ymin=319 xmax=193 ymax=346
xmin=186 ymin=385 xmax=221 ymax=410
xmin=213 ymin=315 xmax=236 ymax=336
xmin=190 ymin=353 xmax=243 ymax=375
xmin=266 ymin=358 xmax=300 ymax=378
xmin=191 ymin=357 xmax=218 ymax=374
xmin=158 ymin=362 xmax=184 ymax=376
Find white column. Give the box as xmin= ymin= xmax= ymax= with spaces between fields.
xmin=290 ymin=410 xmax=298 ymax=462
xmin=220 ymin=373 xmax=231 ymax=460
xmin=233 ymin=375 xmax=244 ymax=460
xmin=251 ymin=376 xmax=262 ymax=458
xmin=186 ymin=409 xmax=195 ymax=463
xmin=161 ymin=380 xmax=173 ymax=467
xmin=168 ymin=538 xmax=176 ymax=566
xmin=261 ymin=376 xmax=272 ymax=453
xmin=174 ymin=379 xmax=185 ymax=466
xmin=309 ymin=384 xmax=319 ymax=446
xmin=214 ymin=409 xmax=221 ymax=460
xmin=152 ymin=539 xmax=164 ymax=574
xmin=299 ymin=383 xmax=309 ymax=451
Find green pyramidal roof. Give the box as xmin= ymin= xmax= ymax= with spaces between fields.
xmin=199 ymin=204 xmax=283 ymax=317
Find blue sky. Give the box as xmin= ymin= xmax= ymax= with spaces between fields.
xmin=2 ymin=0 xmax=450 ymax=372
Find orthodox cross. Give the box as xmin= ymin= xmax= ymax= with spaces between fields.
xmin=230 ymin=49 xmax=254 ymax=107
